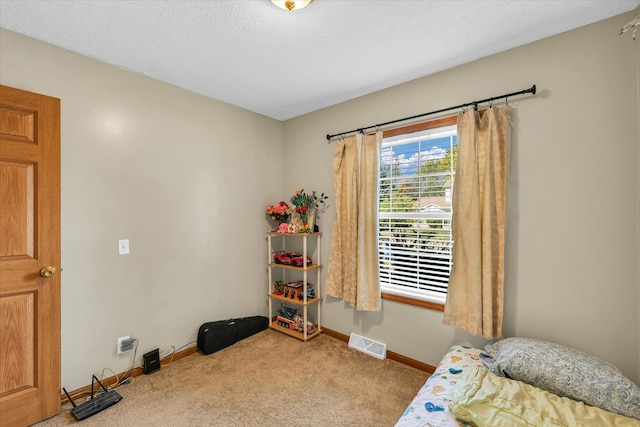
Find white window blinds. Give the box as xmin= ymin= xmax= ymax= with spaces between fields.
xmin=378 ymin=124 xmax=457 ymax=304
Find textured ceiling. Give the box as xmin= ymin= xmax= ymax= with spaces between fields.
xmin=1 ymin=0 xmax=638 ymax=120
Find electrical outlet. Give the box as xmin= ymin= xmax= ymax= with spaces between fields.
xmin=117 ymin=335 xmax=131 ymax=355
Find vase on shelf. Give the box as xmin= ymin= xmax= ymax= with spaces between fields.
xmin=307 ymin=208 xmax=316 ymax=232
xmin=298 ymin=207 xmax=315 ymax=232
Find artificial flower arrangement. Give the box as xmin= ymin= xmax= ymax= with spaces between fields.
xmin=265 ymin=201 xmax=291 ymax=224
xmin=290 ymin=189 xmax=328 ymax=217
xmin=266 ymin=189 xmax=328 ymax=233
xmin=290 ymin=188 xmax=328 ymax=229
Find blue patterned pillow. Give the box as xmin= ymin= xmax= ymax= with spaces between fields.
xmin=480 ymin=337 xmax=640 ymax=420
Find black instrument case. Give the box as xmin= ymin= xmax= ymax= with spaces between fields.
xmin=197 ymin=315 xmax=268 ymax=354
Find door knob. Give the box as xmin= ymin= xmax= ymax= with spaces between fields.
xmin=40 ymin=266 xmax=56 ymax=278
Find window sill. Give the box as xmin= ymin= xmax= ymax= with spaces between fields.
xmin=381 ymin=292 xmax=445 ymax=312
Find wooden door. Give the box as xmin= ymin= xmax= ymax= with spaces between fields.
xmin=0 ymin=85 xmax=61 ymax=427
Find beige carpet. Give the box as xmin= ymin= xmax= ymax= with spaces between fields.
xmin=34 ymin=330 xmax=430 ymax=427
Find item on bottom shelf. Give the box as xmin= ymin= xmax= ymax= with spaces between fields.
xmin=278 ymin=304 xmax=297 ymax=320
xmin=294 ymin=314 xmax=316 ymax=334
xmin=277 ymin=304 xmax=298 ymax=329
xmin=275 ymin=304 xmax=315 ymax=334
xmin=277 ymin=315 xmax=296 ymax=329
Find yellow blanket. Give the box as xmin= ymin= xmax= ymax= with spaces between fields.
xmin=450 ymin=367 xmax=640 ymax=426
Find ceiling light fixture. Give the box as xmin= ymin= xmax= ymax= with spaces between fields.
xmin=270 ymin=0 xmax=313 ymax=11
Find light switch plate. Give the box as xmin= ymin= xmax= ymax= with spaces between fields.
xmin=118 ymin=239 xmax=130 ymax=255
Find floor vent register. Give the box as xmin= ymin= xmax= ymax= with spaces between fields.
xmin=348 ymin=332 xmax=387 ymax=360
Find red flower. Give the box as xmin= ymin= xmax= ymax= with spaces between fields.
xmin=301 ymin=205 xmax=308 ymax=212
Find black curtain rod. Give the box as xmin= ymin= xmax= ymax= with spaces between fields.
xmin=325 ymin=84 xmax=536 ymax=141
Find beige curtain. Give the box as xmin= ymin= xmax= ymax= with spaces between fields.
xmin=443 ymin=107 xmax=510 ymax=340
xmin=325 ymin=132 xmax=381 ymax=311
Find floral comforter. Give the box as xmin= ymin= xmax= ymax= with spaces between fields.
xmin=395 ymin=345 xmax=483 ymax=427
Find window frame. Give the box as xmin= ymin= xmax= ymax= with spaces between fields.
xmin=379 ymin=115 xmax=458 ymax=312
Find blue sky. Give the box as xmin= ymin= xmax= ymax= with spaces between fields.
xmin=381 ymin=128 xmax=457 ymax=176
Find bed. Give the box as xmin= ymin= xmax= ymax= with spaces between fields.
xmin=395 ymin=338 xmax=640 ymax=427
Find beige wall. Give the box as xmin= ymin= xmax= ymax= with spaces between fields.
xmin=0 ymin=29 xmax=284 ymax=390
xmin=284 ymin=11 xmax=640 ymax=383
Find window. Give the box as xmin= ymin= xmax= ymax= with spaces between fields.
xmin=378 ymin=116 xmax=457 ymax=308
